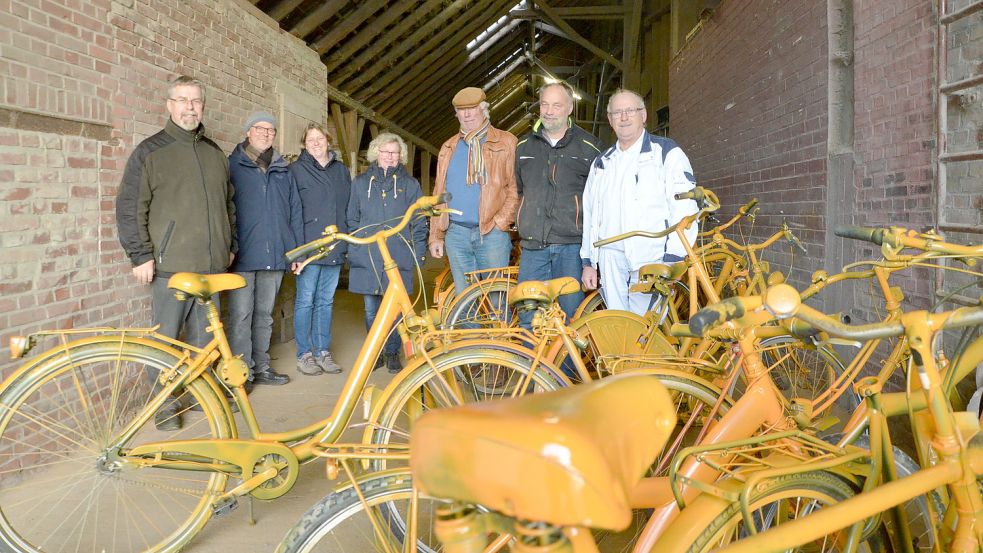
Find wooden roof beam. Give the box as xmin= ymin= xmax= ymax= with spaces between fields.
xmin=288 ymin=0 xmax=347 ymax=39
xmin=311 ymin=0 xmax=388 ymax=55
xmin=326 ymin=83 xmax=439 ymax=155
xmin=622 ymin=0 xmax=644 ymax=89
xmin=267 ymin=0 xmax=306 ymax=22
xmin=322 ymin=0 xmax=437 ymax=70
xmin=534 ymin=0 xmax=624 ymax=71
xmin=334 ymin=0 xmax=473 ymax=84
xmin=349 ymin=0 xmax=515 ymax=98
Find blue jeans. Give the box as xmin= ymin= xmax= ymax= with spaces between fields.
xmin=363 ymin=294 xmax=401 ymax=355
xmin=227 ymin=270 xmax=284 ymax=374
xmin=443 ymin=223 xmax=512 ymax=295
xmin=517 ymin=244 xmax=585 ymax=323
xmin=294 ymin=264 xmax=341 ymax=358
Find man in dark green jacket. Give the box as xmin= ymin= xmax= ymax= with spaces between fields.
xmin=115 ymin=75 xmax=236 ymax=430
xmin=515 ymin=82 xmax=602 ymax=324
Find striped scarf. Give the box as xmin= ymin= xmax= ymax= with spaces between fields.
xmin=462 ymin=120 xmax=489 ymax=186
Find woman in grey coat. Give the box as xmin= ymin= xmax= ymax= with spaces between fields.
xmin=346 ymin=133 xmax=428 ymax=373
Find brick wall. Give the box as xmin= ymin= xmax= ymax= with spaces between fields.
xmin=668 ymin=0 xmax=829 ymax=290
xmin=669 ymin=0 xmax=942 ymax=313
xmin=0 ymin=0 xmax=327 ymax=376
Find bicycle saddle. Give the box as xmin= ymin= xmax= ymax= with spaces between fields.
xmin=167 ymin=272 xmax=246 ymax=300
xmin=508 ymin=277 xmax=582 ymax=307
xmin=630 ymin=262 xmax=687 ymax=294
xmin=410 ymin=375 xmax=676 ymax=530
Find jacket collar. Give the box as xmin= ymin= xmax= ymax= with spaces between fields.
xmin=594 ymin=131 xmax=652 ymax=169
xmin=367 ymin=161 xmax=405 ymax=180
xmin=299 ymin=148 xmax=336 ymax=170
xmin=532 ymin=119 xmax=576 ymax=147
xmin=233 ymin=142 xmax=288 ymax=171
xmin=164 ymin=118 xmax=205 ymax=143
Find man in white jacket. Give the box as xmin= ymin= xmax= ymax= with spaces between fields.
xmin=580 ymin=89 xmax=699 ymax=315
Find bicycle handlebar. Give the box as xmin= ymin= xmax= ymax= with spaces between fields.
xmin=835 ymin=225 xmax=983 ymax=259
xmin=593 ymin=187 xmax=718 ymax=248
xmin=286 ymin=193 xmax=451 ymax=263
xmin=834 ymin=225 xmax=885 ymax=245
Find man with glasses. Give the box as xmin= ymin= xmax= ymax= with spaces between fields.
xmin=227 ymin=111 xmax=303 ymax=386
xmin=115 ymin=75 xmax=236 ymax=430
xmin=580 ymin=89 xmax=699 ymax=315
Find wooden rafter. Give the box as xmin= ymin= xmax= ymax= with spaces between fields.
xmin=623 ymin=0 xmax=644 ymax=88
xmin=385 ymin=32 xmax=529 ymax=132
xmin=326 ymin=83 xmax=439 ymax=155
xmin=322 ymin=0 xmax=431 ymax=67
xmin=267 ymin=0 xmax=306 ymax=22
xmin=334 ymin=0 xmax=472 ymax=84
xmin=289 ymin=0 xmax=347 ymax=39
xmin=311 ymin=0 xmax=387 ymax=55
xmin=534 ymin=0 xmax=624 ymax=71
xmin=349 ymin=0 xmax=515 ymax=99
xmin=377 ymin=28 xmax=527 ymax=117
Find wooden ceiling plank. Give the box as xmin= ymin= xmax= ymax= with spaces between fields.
xmin=346 ymin=0 xmax=514 ymax=96
xmin=323 ymin=0 xmax=431 ymax=69
xmin=374 ymin=29 xmax=526 ymax=116
xmin=289 ymin=0 xmax=348 ymax=39
xmin=360 ymin=0 xmax=524 ymax=105
xmin=330 ymin=103 xmax=349 ymax=155
xmin=334 ymin=0 xmax=472 ymax=83
xmin=267 ymin=0 xmax=306 ymax=22
xmin=378 ymin=31 xmax=527 ymax=126
xmin=326 ymin=83 xmax=439 ymax=155
xmin=534 ymin=0 xmax=624 ymax=71
xmin=311 ymin=0 xmax=388 ymax=55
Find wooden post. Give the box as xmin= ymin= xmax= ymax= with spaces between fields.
xmin=420 ymin=151 xmax=432 ymax=194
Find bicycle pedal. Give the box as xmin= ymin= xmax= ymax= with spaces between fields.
xmin=212 ymin=496 xmax=239 ymax=517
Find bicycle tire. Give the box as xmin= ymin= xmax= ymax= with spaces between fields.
xmin=441 ymin=278 xmax=515 ymax=330
xmin=686 ymin=470 xmax=890 ymax=553
xmin=572 ymin=290 xmax=605 ymax=321
xmin=0 ymin=337 xmax=233 ymax=553
xmin=276 ymin=471 xmax=451 ymax=553
xmin=759 ymin=335 xmax=857 ymax=433
xmin=367 ymin=342 xmax=568 ymax=471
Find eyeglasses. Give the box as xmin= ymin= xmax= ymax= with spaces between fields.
xmin=168 ymin=97 xmax=204 ymax=107
xmin=378 ymin=150 xmax=401 ymax=156
xmin=250 ymin=126 xmax=277 ymax=137
xmin=608 ymin=107 xmax=645 ymax=118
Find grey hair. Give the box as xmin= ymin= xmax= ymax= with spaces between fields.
xmin=167 ymin=75 xmax=205 ymax=103
xmin=607 ymin=88 xmax=646 ymax=113
xmin=539 ymin=82 xmax=574 ymax=103
xmin=367 ymin=132 xmax=408 ymax=165
xmin=479 ymin=100 xmax=490 ymax=120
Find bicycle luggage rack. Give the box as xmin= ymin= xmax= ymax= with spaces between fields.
xmin=10 ymin=325 xmax=197 ymax=359
xmin=668 ymin=429 xmax=869 ymax=509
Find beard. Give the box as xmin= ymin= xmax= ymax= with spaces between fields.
xmin=176 ymin=113 xmax=200 ymax=131
xmin=541 ymin=117 xmax=566 ymax=134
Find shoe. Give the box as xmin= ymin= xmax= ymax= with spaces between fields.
xmin=385 ymin=352 xmax=402 ymax=374
xmin=316 ymin=351 xmax=343 ymax=374
xmin=372 ymin=354 xmax=386 ymax=371
xmin=253 ymin=369 xmax=290 ymax=385
xmin=297 ymin=352 xmax=323 ymax=376
xmin=154 ymin=400 xmax=182 ymax=431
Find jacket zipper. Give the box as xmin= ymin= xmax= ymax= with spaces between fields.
xmin=158 ymin=221 xmax=176 ymax=264
xmin=575 ymin=195 xmax=581 ymax=231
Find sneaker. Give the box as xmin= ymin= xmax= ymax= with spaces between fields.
xmin=154 ymin=399 xmax=182 ymax=431
xmin=385 ymin=352 xmax=402 ymax=374
xmin=297 ymin=352 xmax=322 ymax=376
xmin=253 ymin=369 xmax=290 ymax=385
xmin=316 ymin=351 xmax=343 ymax=374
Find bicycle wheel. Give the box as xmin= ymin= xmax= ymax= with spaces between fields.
xmin=687 ymin=470 xmax=890 ymax=553
xmin=441 ymin=278 xmax=515 ymax=330
xmin=367 ymin=343 xmax=567 ymax=470
xmin=759 ymin=335 xmax=857 ymax=431
xmin=277 ymin=471 xmax=452 ymax=553
xmin=571 ymin=290 xmax=605 ymax=321
xmin=0 ymin=337 xmax=233 ymax=553
xmin=554 ymin=310 xmax=676 ymax=379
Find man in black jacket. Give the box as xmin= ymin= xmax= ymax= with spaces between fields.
xmin=115 ymin=75 xmax=236 ymax=430
xmin=515 ymin=82 xmax=602 ymax=322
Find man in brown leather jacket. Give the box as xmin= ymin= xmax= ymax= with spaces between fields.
xmin=428 ymin=87 xmax=518 ymax=294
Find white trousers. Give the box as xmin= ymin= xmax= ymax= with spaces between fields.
xmin=598 ymin=248 xmax=652 ymax=316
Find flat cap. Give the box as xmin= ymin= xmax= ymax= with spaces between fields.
xmin=452 ymin=87 xmax=485 ymax=109
xmin=244 ymin=110 xmax=276 ymax=132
